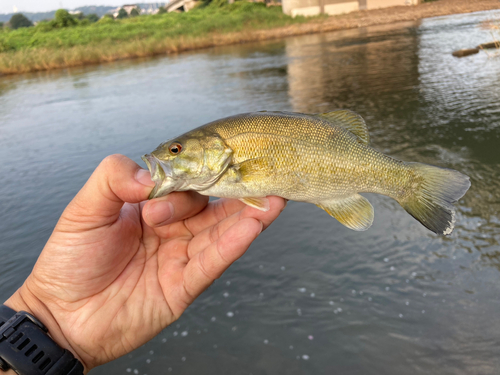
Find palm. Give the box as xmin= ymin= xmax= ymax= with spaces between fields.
xmin=19 ymin=156 xmax=285 ymax=371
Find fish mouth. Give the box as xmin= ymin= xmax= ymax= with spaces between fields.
xmin=141 ymin=154 xmax=179 ymax=199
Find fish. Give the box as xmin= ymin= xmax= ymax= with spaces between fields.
xmin=142 ymin=110 xmax=470 ymax=235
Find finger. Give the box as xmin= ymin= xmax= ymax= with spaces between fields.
xmin=142 ymin=191 xmax=209 ymax=228
xmin=150 ymin=197 xmax=247 ymax=240
xmin=62 ymin=155 xmax=155 ymax=227
xmin=184 ymin=197 xmax=285 ymax=236
xmin=181 ymin=218 xmax=263 ymax=303
xmin=186 ymin=196 xmax=286 ymax=259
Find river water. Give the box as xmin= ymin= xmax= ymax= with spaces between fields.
xmin=1 ymin=10 xmax=500 ymax=375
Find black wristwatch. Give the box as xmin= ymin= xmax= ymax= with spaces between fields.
xmin=0 ymin=305 xmax=84 ymax=375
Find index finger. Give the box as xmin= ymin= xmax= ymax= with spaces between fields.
xmin=184 ymin=196 xmax=287 ymax=236
xmin=142 ymin=191 xmax=209 ymax=228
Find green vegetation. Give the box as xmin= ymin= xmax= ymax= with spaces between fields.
xmin=53 ymin=9 xmax=78 ymax=27
xmin=0 ymin=2 xmax=310 ymax=74
xmin=117 ymin=8 xmax=128 ymax=19
xmin=85 ymin=14 xmax=99 ymax=23
xmin=72 ymin=12 xmax=85 ymax=20
xmin=9 ymin=13 xmax=33 ymax=30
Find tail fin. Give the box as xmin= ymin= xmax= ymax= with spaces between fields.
xmin=399 ymin=163 xmax=471 ymax=235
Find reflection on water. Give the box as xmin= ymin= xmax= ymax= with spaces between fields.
xmin=1 ymin=10 xmax=500 ymax=375
xmin=286 ymin=22 xmax=421 ymax=114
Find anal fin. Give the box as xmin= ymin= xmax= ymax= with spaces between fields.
xmin=316 ymin=194 xmax=374 ymax=231
xmin=240 ymin=197 xmax=270 ymax=212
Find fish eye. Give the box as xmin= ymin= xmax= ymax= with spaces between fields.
xmin=169 ymin=142 xmax=182 ymax=155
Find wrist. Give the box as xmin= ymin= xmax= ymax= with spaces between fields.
xmin=0 ymin=369 xmax=16 ymax=374
xmin=3 ymin=285 xmax=88 ymax=374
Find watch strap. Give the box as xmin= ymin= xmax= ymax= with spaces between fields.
xmin=0 ymin=305 xmax=15 ymax=327
xmin=0 ymin=306 xmax=84 ymax=375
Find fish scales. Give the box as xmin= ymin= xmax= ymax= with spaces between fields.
xmin=203 ymin=112 xmax=413 ymax=202
xmin=142 ymin=110 xmax=470 ymax=234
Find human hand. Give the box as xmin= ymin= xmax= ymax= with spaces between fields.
xmin=4 ymin=155 xmax=286 ymax=372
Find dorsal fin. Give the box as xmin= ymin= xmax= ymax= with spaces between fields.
xmin=316 ymin=110 xmax=370 ymax=145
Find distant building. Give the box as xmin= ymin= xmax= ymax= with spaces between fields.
xmin=122 ymin=4 xmax=140 ymax=14
xmin=111 ymin=4 xmax=140 ymax=18
xmin=164 ymin=0 xmax=198 ymax=13
xmin=140 ymin=5 xmax=161 ymax=15
xmin=142 ymin=8 xmax=160 ymax=15
xmin=282 ymin=0 xmax=420 ymax=17
xmin=109 ymin=3 xmax=166 ymax=17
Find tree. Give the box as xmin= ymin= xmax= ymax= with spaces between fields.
xmin=157 ymin=6 xmax=167 ymax=14
xmin=54 ymin=9 xmax=77 ymax=27
xmin=34 ymin=20 xmax=55 ymax=31
xmin=97 ymin=14 xmax=115 ymax=24
xmin=117 ymin=8 xmax=128 ymax=19
xmin=9 ymin=13 xmax=33 ymax=29
xmin=73 ymin=11 xmax=84 ymax=20
xmin=85 ymin=13 xmax=99 ymax=23
xmin=130 ymin=8 xmax=140 ymax=17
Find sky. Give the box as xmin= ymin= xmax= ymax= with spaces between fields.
xmin=0 ymin=0 xmax=125 ymax=14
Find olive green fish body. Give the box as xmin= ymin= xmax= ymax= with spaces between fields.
xmin=200 ymin=112 xmax=407 ymax=202
xmin=143 ymin=110 xmax=470 ymax=235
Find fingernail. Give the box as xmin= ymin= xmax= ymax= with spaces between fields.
xmin=259 ymin=220 xmax=264 ymax=234
xmin=136 ymin=168 xmax=155 ymax=187
xmin=148 ymin=200 xmax=174 ymax=226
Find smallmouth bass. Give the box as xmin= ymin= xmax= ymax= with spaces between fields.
xmin=142 ymin=110 xmax=470 ymax=235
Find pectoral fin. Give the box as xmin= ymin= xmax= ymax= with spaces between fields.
xmin=316 ymin=194 xmax=374 ymax=231
xmin=236 ymin=157 xmax=272 ymax=183
xmin=240 ymin=197 xmax=270 ymax=212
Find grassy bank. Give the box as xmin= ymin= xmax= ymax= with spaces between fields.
xmin=1 ymin=0 xmax=500 ymax=75
xmin=0 ymin=2 xmax=310 ymax=74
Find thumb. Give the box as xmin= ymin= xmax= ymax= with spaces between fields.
xmin=62 ymin=154 xmax=154 ymax=227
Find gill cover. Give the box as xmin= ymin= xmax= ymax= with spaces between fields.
xmin=143 ymin=133 xmax=233 ymax=199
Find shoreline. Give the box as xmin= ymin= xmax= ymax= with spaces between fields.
xmin=293 ymin=0 xmax=500 ymax=34
xmin=1 ymin=0 xmax=500 ymax=75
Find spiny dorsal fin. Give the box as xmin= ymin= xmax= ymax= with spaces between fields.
xmin=240 ymin=197 xmax=270 ymax=212
xmin=316 ymin=194 xmax=374 ymax=231
xmin=316 ymin=110 xmax=370 ymax=145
